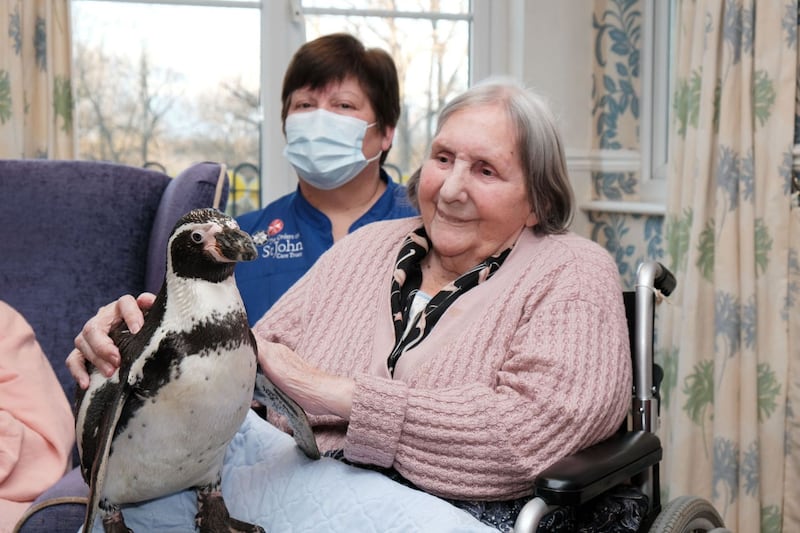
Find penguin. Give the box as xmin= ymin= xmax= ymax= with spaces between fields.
xmin=75 ymin=208 xmax=318 ymax=533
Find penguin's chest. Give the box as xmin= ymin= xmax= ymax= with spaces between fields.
xmin=103 ymin=342 xmax=256 ymax=504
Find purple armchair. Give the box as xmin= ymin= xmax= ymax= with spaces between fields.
xmin=0 ymin=159 xmax=229 ymax=532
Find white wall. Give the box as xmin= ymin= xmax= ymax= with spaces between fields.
xmin=516 ymin=1 xmax=595 ymax=238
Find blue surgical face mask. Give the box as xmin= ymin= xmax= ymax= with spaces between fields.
xmin=283 ymin=109 xmax=382 ymax=190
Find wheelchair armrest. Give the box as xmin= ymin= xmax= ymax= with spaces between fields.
xmin=534 ymin=431 xmax=662 ymax=506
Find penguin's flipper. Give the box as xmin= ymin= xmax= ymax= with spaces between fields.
xmin=84 ymin=384 xmax=131 ymax=533
xmin=253 ymin=373 xmax=320 ymax=459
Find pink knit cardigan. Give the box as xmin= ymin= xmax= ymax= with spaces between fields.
xmin=254 ymin=217 xmax=630 ymax=501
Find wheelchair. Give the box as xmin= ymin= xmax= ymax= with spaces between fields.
xmin=513 ymin=261 xmax=730 ymax=533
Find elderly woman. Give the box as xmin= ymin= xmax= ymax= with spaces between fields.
xmin=69 ymin=78 xmax=630 ymax=531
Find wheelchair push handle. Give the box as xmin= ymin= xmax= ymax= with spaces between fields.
xmin=632 ymin=261 xmax=676 ymax=434
xmin=636 ymin=261 xmax=676 ymax=297
xmin=653 ymin=263 xmax=676 ymax=296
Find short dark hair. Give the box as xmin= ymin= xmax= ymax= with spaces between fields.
xmin=281 ymin=33 xmax=400 ymax=165
xmin=407 ymin=78 xmax=574 ymax=235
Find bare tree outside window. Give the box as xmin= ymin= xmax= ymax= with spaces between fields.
xmin=74 ymin=41 xmax=182 ymax=168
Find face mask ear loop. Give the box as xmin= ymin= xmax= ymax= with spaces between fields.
xmin=364 ymin=121 xmax=383 ymax=163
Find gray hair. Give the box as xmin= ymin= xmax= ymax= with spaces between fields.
xmin=407 ymin=77 xmax=574 ymax=235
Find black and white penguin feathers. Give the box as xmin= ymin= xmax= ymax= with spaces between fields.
xmin=75 ymin=208 xmax=316 ymax=533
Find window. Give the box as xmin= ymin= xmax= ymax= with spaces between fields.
xmin=71 ymin=0 xmax=262 ymax=215
xmin=639 ymin=0 xmax=674 ymax=201
xmin=71 ymin=0 xmax=492 ymax=216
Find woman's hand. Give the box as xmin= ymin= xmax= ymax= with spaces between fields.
xmin=66 ymin=293 xmax=156 ymax=389
xmin=257 ymin=338 xmax=354 ymax=420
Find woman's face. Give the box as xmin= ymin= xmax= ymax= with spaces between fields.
xmin=286 ymin=76 xmax=394 ymax=159
xmin=418 ymin=103 xmax=537 ymax=273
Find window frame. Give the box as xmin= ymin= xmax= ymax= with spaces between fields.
xmin=638 ymin=0 xmax=672 ymax=203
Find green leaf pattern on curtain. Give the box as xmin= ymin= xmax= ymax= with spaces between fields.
xmin=666 ymin=207 xmax=693 ymax=272
xmin=758 ymin=363 xmax=781 ymax=423
xmin=0 ymin=0 xmax=74 ymax=158
xmin=658 ymin=346 xmax=679 ymax=410
xmin=683 ymin=359 xmax=714 ymax=427
xmin=763 ymin=505 xmax=782 ymax=533
xmin=0 ymin=70 xmax=10 ymax=123
xmin=754 ymin=70 xmax=776 ymax=126
xmin=697 ymin=218 xmax=715 ymax=281
xmin=54 ymin=75 xmax=72 ymax=131
xmin=673 ymin=69 xmax=702 ymax=137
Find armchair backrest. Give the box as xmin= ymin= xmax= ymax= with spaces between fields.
xmin=0 ymin=159 xmax=229 ymax=402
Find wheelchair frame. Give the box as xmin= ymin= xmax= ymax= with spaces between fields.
xmin=513 ymin=261 xmax=728 ymax=533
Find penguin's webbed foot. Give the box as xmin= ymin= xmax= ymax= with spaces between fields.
xmin=196 ymin=486 xmax=265 ymax=533
xmin=100 ymin=507 xmax=133 ymax=533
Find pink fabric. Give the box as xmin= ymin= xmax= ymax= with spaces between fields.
xmin=0 ymin=301 xmax=75 ymax=532
xmin=255 ymin=217 xmax=631 ymax=501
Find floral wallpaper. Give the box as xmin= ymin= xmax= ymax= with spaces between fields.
xmin=590 ymin=0 xmax=664 ymax=289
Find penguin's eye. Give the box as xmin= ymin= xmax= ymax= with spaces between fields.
xmin=190 ymin=231 xmax=204 ymax=244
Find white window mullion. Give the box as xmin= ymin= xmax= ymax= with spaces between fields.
xmin=638 ymin=0 xmax=670 ymax=203
xmin=259 ymin=0 xmax=305 ymax=205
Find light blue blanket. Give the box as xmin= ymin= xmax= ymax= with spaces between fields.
xmin=84 ymin=411 xmax=496 ymax=532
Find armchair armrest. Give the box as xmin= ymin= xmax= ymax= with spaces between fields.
xmin=13 ymin=467 xmax=88 ymax=533
xmin=533 ymin=431 xmax=661 ymax=506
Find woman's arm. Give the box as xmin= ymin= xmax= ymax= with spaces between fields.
xmin=67 ymin=292 xmax=156 ymax=388
xmin=344 ymin=295 xmax=631 ymax=501
xmin=256 ymin=338 xmax=355 ymax=419
xmin=340 ymin=242 xmax=632 ymax=501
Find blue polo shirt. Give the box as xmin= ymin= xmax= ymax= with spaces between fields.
xmin=235 ymin=172 xmax=418 ymax=325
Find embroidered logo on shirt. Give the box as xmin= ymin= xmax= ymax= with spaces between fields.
xmin=267 ymin=218 xmax=284 ymax=236
xmin=251 ymin=228 xmax=304 ymax=260
xmin=251 ymin=219 xmax=284 ymax=246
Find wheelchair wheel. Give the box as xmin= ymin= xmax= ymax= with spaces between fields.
xmin=649 ymin=495 xmax=726 ymax=532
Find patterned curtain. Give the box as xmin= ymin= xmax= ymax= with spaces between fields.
xmin=659 ymin=1 xmax=799 ymax=531
xmin=0 ymin=0 xmax=73 ymax=159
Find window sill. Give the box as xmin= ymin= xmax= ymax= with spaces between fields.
xmin=580 ymin=200 xmax=666 ymax=216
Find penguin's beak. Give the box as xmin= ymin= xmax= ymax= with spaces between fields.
xmin=211 ymin=226 xmax=258 ymax=263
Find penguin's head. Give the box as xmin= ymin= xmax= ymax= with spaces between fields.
xmin=167 ymin=208 xmax=257 ymax=283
